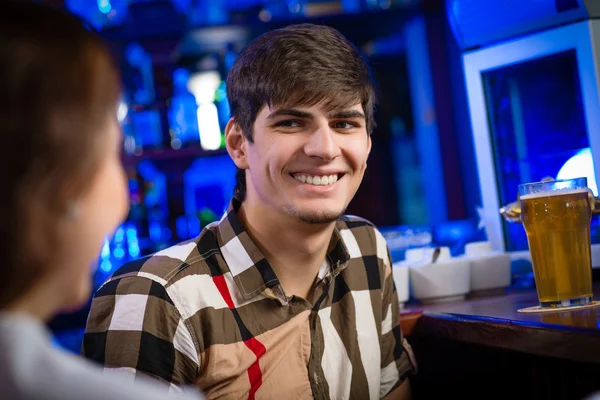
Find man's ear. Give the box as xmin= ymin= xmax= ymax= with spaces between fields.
xmin=225 ymin=118 xmax=249 ymax=169
xmin=364 ymin=134 xmax=372 ymax=170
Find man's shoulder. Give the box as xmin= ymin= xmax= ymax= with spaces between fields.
xmin=337 ymin=214 xmax=390 ymax=264
xmin=337 ymin=214 xmax=386 ymax=241
xmin=103 ymin=225 xmax=222 ymax=288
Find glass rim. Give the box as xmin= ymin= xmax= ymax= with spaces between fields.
xmin=518 ymin=177 xmax=588 ymax=190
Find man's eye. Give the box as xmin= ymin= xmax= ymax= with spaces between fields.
xmin=275 ymin=120 xmax=303 ymax=128
xmin=332 ymin=121 xmax=359 ymax=129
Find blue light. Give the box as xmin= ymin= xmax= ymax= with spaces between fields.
xmin=188 ymin=0 xmax=228 ymax=25
xmin=128 ymin=245 xmax=140 ymax=258
xmin=171 ymin=0 xmax=192 ymax=13
xmin=188 ymin=216 xmax=201 ymax=238
xmin=341 ymin=0 xmax=360 ymax=13
xmin=65 ymin=0 xmax=129 ymax=30
xmin=114 ymin=226 xmax=125 ymax=244
xmin=125 ymin=43 xmax=156 ymax=106
xmin=98 ymin=0 xmax=112 ymax=14
xmin=100 ymin=260 xmax=113 ymax=273
xmin=101 ymin=239 xmax=110 ymax=260
xmin=114 ymin=247 xmax=125 ymax=259
xmin=126 ymin=227 xmax=137 ymax=240
xmin=176 ymin=216 xmax=188 ymax=240
xmin=169 ymin=68 xmax=200 ymax=146
xmin=149 ymin=221 xmax=162 ymax=242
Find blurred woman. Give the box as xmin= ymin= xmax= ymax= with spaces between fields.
xmin=0 ymin=2 xmax=202 ymax=399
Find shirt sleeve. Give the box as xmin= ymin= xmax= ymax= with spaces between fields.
xmin=379 ymin=246 xmax=417 ymax=398
xmin=82 ymin=275 xmax=200 ymax=390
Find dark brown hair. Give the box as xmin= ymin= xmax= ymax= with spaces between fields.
xmin=0 ymin=1 xmax=121 ymax=308
xmin=226 ymin=23 xmax=376 ymax=200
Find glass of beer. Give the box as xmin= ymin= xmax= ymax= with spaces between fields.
xmin=519 ymin=177 xmax=593 ymax=308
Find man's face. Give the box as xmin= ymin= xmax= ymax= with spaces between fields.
xmin=231 ymin=102 xmax=371 ymax=224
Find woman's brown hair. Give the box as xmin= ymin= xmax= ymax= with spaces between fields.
xmin=0 ymin=1 xmax=121 ymax=308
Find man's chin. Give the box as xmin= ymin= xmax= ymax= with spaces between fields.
xmin=288 ymin=206 xmax=345 ymax=225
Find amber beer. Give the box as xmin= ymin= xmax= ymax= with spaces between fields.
xmin=520 ymin=183 xmax=593 ymax=307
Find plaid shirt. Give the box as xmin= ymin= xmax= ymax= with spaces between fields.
xmin=83 ymin=198 xmax=416 ymax=399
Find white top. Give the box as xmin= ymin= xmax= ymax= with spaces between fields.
xmin=0 ymin=312 xmax=204 ymax=400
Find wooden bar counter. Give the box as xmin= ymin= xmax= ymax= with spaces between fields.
xmin=401 ymin=284 xmax=600 ymax=399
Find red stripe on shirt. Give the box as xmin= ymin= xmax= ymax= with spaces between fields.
xmin=213 ymin=275 xmax=265 ymax=399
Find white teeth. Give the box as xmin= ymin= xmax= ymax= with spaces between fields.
xmin=293 ymin=174 xmax=339 ymax=186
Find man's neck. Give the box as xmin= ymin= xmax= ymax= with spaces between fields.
xmin=237 ymin=201 xmax=336 ymax=300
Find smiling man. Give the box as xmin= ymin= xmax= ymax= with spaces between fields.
xmin=83 ymin=24 xmax=416 ymax=399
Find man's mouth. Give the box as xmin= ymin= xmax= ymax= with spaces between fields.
xmin=290 ymin=173 xmax=344 ymax=186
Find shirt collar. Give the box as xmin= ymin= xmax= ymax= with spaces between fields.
xmin=216 ymin=197 xmax=350 ymax=302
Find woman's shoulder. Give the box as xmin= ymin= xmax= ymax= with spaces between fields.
xmin=0 ymin=313 xmax=203 ymax=400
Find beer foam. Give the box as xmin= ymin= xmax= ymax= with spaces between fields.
xmin=520 ymin=187 xmax=589 ymax=200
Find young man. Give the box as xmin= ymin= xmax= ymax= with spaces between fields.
xmin=84 ymin=23 xmax=416 ymax=399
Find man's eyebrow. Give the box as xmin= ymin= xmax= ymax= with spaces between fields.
xmin=266 ymin=108 xmax=314 ymax=120
xmin=327 ymin=110 xmax=365 ymax=119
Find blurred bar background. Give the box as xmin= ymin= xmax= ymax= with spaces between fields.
xmin=37 ymin=0 xmax=600 ymax=352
